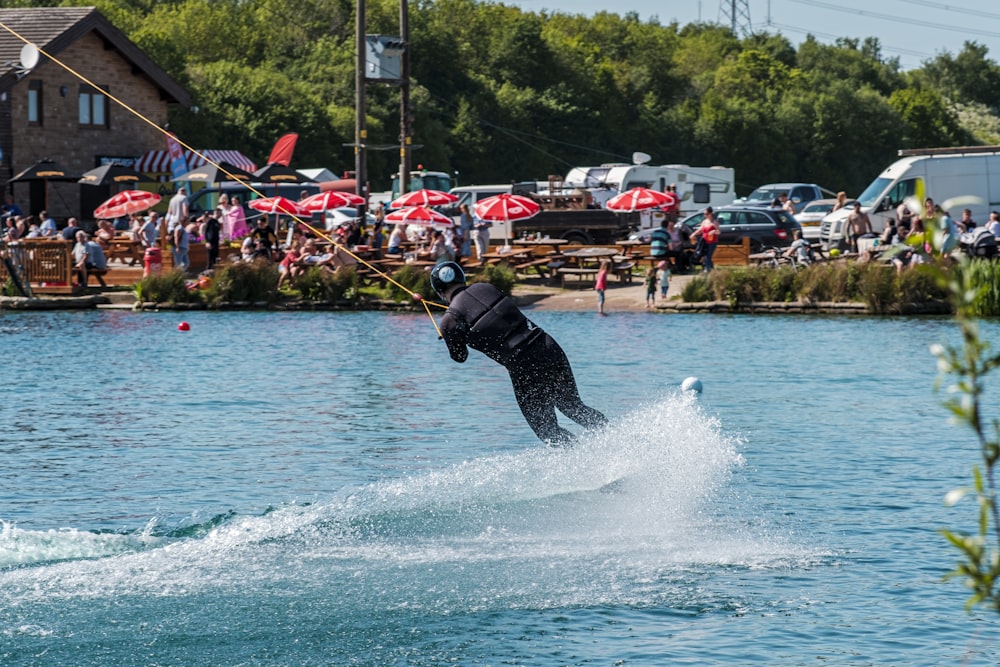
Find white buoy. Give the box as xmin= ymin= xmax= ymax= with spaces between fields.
xmin=681 ymin=376 xmax=703 ymax=393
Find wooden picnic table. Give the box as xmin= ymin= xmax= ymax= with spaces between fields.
xmin=512 ymin=238 xmax=569 ymax=247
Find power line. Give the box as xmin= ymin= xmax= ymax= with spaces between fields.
xmin=767 ymin=21 xmax=936 ymax=61
xmin=789 ymin=0 xmax=1000 ymax=40
xmin=896 ymin=0 xmax=1000 ymax=22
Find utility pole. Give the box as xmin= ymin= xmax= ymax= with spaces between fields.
xmin=355 ymin=0 xmax=368 ymax=215
xmin=398 ymin=0 xmax=411 ymax=196
xmin=718 ymin=0 xmax=752 ymax=37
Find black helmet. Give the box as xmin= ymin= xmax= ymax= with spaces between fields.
xmin=430 ymin=261 xmax=466 ymax=299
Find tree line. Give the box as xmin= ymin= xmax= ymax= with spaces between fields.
xmin=20 ymin=0 xmax=1000 ymax=195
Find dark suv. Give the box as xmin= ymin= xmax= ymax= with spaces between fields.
xmin=677 ymin=205 xmax=802 ymax=252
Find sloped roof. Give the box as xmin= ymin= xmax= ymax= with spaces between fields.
xmin=0 ymin=6 xmax=191 ymax=106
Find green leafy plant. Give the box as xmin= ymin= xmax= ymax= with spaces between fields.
xmin=389 ymin=264 xmax=433 ymax=302
xmin=294 ymin=266 xmax=358 ymax=303
xmin=202 ymin=260 xmax=279 ymax=306
xmin=933 ymin=261 xmax=1000 ymax=613
xmin=135 ymin=269 xmax=199 ymax=305
xmin=469 ymin=263 xmax=516 ymax=295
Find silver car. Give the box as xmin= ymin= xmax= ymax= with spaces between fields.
xmin=795 ymin=198 xmax=854 ymax=242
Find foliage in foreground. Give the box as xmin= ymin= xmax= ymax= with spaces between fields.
xmin=680 ymin=260 xmax=958 ymax=314
xmin=933 ymin=260 xmax=1000 ymax=613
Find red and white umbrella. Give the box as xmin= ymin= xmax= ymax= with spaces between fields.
xmin=605 ymin=187 xmax=678 ymax=213
xmin=298 ymin=191 xmax=365 ymax=212
xmin=390 ymin=189 xmax=458 ymax=209
xmin=248 ymin=196 xmax=305 ymax=216
xmin=384 ymin=206 xmax=453 ymax=226
xmin=93 ymin=189 xmax=161 ymax=219
xmin=473 ymin=193 xmax=541 ymax=222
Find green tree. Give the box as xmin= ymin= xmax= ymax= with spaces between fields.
xmin=888 ymin=87 xmax=971 ymax=149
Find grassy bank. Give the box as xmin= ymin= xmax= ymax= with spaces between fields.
xmin=680 ymin=259 xmax=1000 ymax=316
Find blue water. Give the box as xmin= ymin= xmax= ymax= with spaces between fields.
xmin=1 ymin=308 xmax=998 ymax=665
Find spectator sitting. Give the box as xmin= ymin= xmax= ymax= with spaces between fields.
xmin=386 ymin=224 xmax=407 ymax=254
xmin=277 ymin=240 xmax=303 ymax=289
xmin=987 ymin=211 xmax=1000 ymax=238
xmin=421 ymin=229 xmax=455 ymax=264
xmin=72 ymin=231 xmax=108 ymax=286
xmin=784 ymin=229 xmax=813 ymax=265
xmin=39 ymin=210 xmax=57 ymax=237
xmin=60 ymin=217 xmax=82 ymax=242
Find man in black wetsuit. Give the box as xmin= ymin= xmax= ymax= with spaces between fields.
xmin=431 ymin=261 xmax=607 ymax=445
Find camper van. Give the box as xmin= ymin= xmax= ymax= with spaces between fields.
xmin=444 ymin=181 xmax=630 ymax=244
xmin=574 ymin=163 xmax=736 ymax=235
xmin=819 ymin=146 xmax=1000 ymax=250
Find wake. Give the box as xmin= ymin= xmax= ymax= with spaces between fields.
xmin=0 ymin=391 xmax=812 ymax=607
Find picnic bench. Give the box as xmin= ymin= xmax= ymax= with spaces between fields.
xmin=556 ymin=266 xmax=599 ymax=288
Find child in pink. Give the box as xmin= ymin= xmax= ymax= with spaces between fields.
xmin=595 ymin=260 xmax=609 ymax=315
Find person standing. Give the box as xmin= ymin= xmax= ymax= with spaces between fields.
xmin=846 ymin=201 xmax=873 ymax=252
xmin=594 ymin=259 xmax=609 ymax=316
xmin=166 ymin=187 xmax=189 ymax=234
xmin=431 ymin=261 xmax=607 ymax=445
xmin=656 ymin=260 xmax=671 ymax=302
xmin=201 ymin=211 xmax=222 ymax=269
xmin=644 ymin=266 xmax=657 ymax=308
xmin=692 ymin=207 xmax=720 ymax=272
xmin=173 ymin=220 xmax=190 ymax=271
xmin=458 ymin=203 xmax=474 ymax=258
xmin=470 ymin=207 xmax=491 ymax=264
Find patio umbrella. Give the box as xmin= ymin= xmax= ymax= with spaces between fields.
xmin=390 ymin=188 xmax=458 ymax=209
xmin=474 ymin=193 xmax=541 ymax=243
xmin=10 ymin=159 xmax=79 ymax=210
xmin=384 ymin=206 xmax=453 ymax=226
xmin=173 ymin=161 xmax=253 ymax=183
xmin=78 ymin=164 xmax=154 ymax=187
xmin=93 ymin=189 xmax=161 ymax=219
xmin=474 ymin=193 xmax=541 ymax=223
xmin=605 ymin=187 xmax=678 ymax=213
xmin=247 ymin=196 xmax=306 ymax=216
xmin=299 ymin=191 xmax=365 ymax=213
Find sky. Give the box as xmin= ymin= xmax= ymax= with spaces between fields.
xmin=504 ymin=0 xmax=1000 ymax=71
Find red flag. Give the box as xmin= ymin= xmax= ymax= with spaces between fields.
xmin=267 ymin=133 xmax=298 ymax=166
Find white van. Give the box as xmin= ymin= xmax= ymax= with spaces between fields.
xmin=819 ymin=146 xmax=1000 ymax=250
xmin=446 ymin=183 xmax=543 ymax=242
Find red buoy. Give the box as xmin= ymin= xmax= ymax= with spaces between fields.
xmin=178 ymin=321 xmax=190 ymax=331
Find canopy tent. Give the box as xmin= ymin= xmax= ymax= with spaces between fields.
xmin=134 ymin=149 xmax=257 ymax=179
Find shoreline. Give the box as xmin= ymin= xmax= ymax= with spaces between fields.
xmin=0 ymin=273 xmax=951 ymax=315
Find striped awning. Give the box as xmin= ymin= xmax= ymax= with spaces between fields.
xmin=134 ymin=149 xmax=257 ymax=174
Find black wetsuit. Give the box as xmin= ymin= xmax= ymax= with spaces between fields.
xmin=439 ymin=282 xmax=607 ymax=444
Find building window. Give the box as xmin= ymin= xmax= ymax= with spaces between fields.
xmin=27 ymin=80 xmax=43 ymax=126
xmin=78 ymin=84 xmax=109 ymax=127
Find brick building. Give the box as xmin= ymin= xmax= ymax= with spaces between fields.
xmin=0 ymin=6 xmax=191 ymax=221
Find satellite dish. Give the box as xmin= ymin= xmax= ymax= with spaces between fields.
xmin=19 ymin=43 xmax=39 ymax=70
xmin=632 ymin=151 xmax=651 ymax=165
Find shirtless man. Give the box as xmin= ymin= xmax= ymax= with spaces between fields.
xmin=846 ymin=201 xmax=873 ymax=252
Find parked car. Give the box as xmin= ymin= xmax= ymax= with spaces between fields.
xmin=325 ymin=206 xmax=376 ymax=231
xmin=632 ymin=205 xmax=801 ymax=252
xmin=794 ymin=198 xmax=855 ymax=242
xmin=738 ymin=182 xmax=827 ymax=214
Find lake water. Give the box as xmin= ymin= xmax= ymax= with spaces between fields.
xmin=1 ymin=307 xmax=998 ymax=665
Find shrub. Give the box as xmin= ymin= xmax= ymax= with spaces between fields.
xmin=794 ymin=263 xmax=854 ymax=302
xmin=898 ymin=263 xmax=949 ymax=306
xmin=135 ymin=269 xmax=199 ymax=305
xmin=469 ymin=263 xmax=516 ymax=295
xmin=389 ymin=264 xmax=433 ymax=302
xmin=681 ymin=274 xmax=715 ymax=302
xmin=294 ymin=266 xmax=358 ymax=303
xmin=959 ymin=259 xmax=1000 ymax=316
xmin=202 ymin=260 xmax=279 ymax=306
xmin=857 ymin=263 xmax=896 ymax=314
